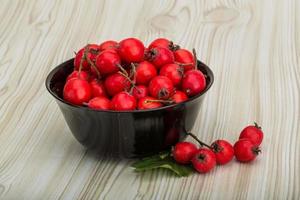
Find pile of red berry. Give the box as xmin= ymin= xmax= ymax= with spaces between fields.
xmin=63 ymin=38 xmax=207 ymax=110
xmin=172 ymin=122 xmax=263 ymax=173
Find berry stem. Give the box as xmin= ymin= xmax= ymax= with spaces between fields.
xmin=116 ymin=64 xmax=128 ymax=77
xmin=252 ymin=147 xmax=261 ymax=155
xmin=118 ymin=71 xmax=134 ymax=85
xmin=145 ymin=99 xmax=173 ymax=104
xmin=131 ymin=63 xmax=137 ymax=82
xmin=118 ymin=71 xmax=140 ymax=94
xmin=84 ymin=46 xmax=101 ymax=80
xmin=187 ymin=132 xmax=211 ymax=149
xmin=78 ymin=46 xmax=87 ymax=77
xmin=177 ymin=67 xmax=184 ymax=77
xmin=254 ymin=122 xmax=262 ymax=129
xmin=169 ymin=41 xmax=180 ymax=51
xmin=192 ymin=48 xmax=197 ymax=70
xmin=175 ymin=62 xmax=194 ymax=66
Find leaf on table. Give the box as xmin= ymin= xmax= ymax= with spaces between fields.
xmin=132 ymin=152 xmax=194 ymax=177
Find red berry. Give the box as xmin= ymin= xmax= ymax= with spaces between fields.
xmin=191 ymin=148 xmax=216 ymax=173
xmin=148 ymin=38 xmax=171 ymax=49
xmin=90 ymin=79 xmax=107 ymax=97
xmin=174 ymin=49 xmax=195 ymax=72
xmin=66 ymin=71 xmax=89 ymax=82
xmin=171 ymin=91 xmax=188 ymax=103
xmin=211 ymin=140 xmax=234 ymax=165
xmin=96 ymin=51 xmax=121 ymax=75
xmin=172 ymin=142 xmax=198 ymax=164
xmin=239 ymin=123 xmax=264 ymax=146
xmin=135 ymin=61 xmax=157 ymax=85
xmin=159 ymin=63 xmax=184 ymax=86
xmin=138 ymin=96 xmax=163 ymax=110
xmin=74 ymin=48 xmax=89 ymax=71
xmin=147 ymin=47 xmax=174 ymax=69
xmin=234 ymin=139 xmax=260 ymax=162
xmin=63 ymin=78 xmax=92 ymax=105
xmin=132 ymin=85 xmax=148 ymax=99
xmin=182 ymin=70 xmax=206 ymax=96
xmin=111 ymin=92 xmax=136 ymax=111
xmin=118 ymin=38 xmax=145 ymax=63
xmin=99 ymin=40 xmax=118 ymax=51
xmin=148 ymin=38 xmax=179 ymax=51
xmin=74 ymin=45 xmax=100 ymax=71
xmin=87 ymin=44 xmax=102 ymax=60
xmin=104 ymin=73 xmax=131 ymax=97
xmin=88 ymin=97 xmax=111 ymax=110
xmin=148 ymin=76 xmax=174 ymax=100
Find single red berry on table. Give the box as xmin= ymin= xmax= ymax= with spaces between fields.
xmin=239 ymin=122 xmax=264 ymax=146
xmin=234 ymin=139 xmax=260 ymax=162
xmin=182 ymin=69 xmax=206 ymax=96
xmin=146 ymin=47 xmax=174 ymax=69
xmin=191 ymin=148 xmax=216 ymax=173
xmin=159 ymin=63 xmax=184 ymax=87
xmin=148 ymin=76 xmax=174 ymax=100
xmin=88 ymin=96 xmax=111 ymax=110
xmin=63 ymin=78 xmax=92 ymax=105
xmin=66 ymin=71 xmax=89 ymax=82
xmin=90 ymin=79 xmax=107 ymax=97
xmin=99 ymin=40 xmax=118 ymax=51
xmin=118 ymin=38 xmax=145 ymax=63
xmin=172 ymin=142 xmax=198 ymax=164
xmin=95 ymin=51 xmax=121 ymax=75
xmin=211 ymin=140 xmax=234 ymax=165
xmin=111 ymin=91 xmax=137 ymax=111
xmin=135 ymin=61 xmax=157 ymax=85
xmin=132 ymin=85 xmax=148 ymax=99
xmin=137 ymin=96 xmax=163 ymax=110
xmin=104 ymin=73 xmax=131 ymax=97
xmin=174 ymin=49 xmax=195 ymax=72
xmin=171 ymin=91 xmax=188 ymax=103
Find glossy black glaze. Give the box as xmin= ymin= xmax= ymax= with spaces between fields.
xmin=45 ymin=59 xmax=214 ymax=158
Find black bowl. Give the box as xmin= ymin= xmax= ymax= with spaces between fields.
xmin=45 ymin=59 xmax=214 ymax=158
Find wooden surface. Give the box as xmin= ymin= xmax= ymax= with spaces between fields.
xmin=0 ymin=0 xmax=299 ymax=199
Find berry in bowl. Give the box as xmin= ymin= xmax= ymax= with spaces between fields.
xmin=45 ymin=38 xmax=214 ymax=158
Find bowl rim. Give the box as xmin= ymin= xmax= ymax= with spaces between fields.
xmin=45 ymin=58 xmax=214 ymax=113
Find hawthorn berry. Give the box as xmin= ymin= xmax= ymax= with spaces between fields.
xmin=234 ymin=139 xmax=260 ymax=162
xmin=172 ymin=142 xmax=198 ymax=164
xmin=211 ymin=140 xmax=234 ymax=165
xmin=191 ymin=148 xmax=216 ymax=173
xmin=239 ymin=122 xmax=264 ymax=146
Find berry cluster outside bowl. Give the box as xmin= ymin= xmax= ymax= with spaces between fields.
xmin=45 ymin=59 xmax=214 ymax=158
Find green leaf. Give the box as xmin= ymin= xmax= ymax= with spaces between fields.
xmin=132 ymin=153 xmax=194 ymax=177
xmin=158 ymin=151 xmax=170 ymax=159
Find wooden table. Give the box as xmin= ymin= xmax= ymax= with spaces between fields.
xmin=0 ymin=0 xmax=299 ymax=199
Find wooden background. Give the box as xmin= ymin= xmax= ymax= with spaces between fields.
xmin=0 ymin=0 xmax=299 ymax=199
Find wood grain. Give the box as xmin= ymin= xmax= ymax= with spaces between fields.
xmin=0 ymin=0 xmax=299 ymax=199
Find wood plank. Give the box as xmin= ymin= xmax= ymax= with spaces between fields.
xmin=0 ymin=0 xmax=299 ymax=199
